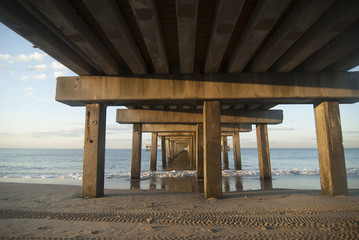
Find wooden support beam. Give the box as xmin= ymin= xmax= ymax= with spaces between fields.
xmin=116 ymin=109 xmax=283 ymax=124
xmin=256 ymin=124 xmax=272 ymax=180
xmin=325 ymin=48 xmax=359 ymax=72
xmin=270 ymin=0 xmax=359 ymax=72
xmin=204 ymin=0 xmax=244 ymax=73
xmin=141 ymin=124 xmax=252 ymax=132
xmin=129 ymin=0 xmax=169 ymax=74
xmin=150 ymin=132 xmax=158 ymax=171
xmin=165 ymin=139 xmax=171 ymax=165
xmin=82 ymin=104 xmax=106 ymax=197
xmin=248 ymin=0 xmax=334 ymax=72
xmin=131 ymin=124 xmax=142 ymax=179
xmin=83 ymin=0 xmax=147 ymax=74
xmin=56 ymin=73 xmax=359 ymax=106
xmin=0 ymin=1 xmax=96 ymax=75
xmin=222 ymin=136 xmax=229 ymax=170
xmin=296 ymin=21 xmax=359 ymax=71
xmin=314 ymin=102 xmax=348 ymax=196
xmin=196 ymin=124 xmax=204 ymax=179
xmin=232 ymin=131 xmax=242 ymax=170
xmin=161 ymin=136 xmax=166 ymax=168
xmin=176 ymin=0 xmax=198 ymax=73
xmin=227 ymin=0 xmax=291 ymax=73
xmin=203 ymin=101 xmax=222 ymax=198
xmin=28 ymin=0 xmax=123 ymax=75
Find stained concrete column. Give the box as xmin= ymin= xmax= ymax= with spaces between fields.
xmin=150 ymin=132 xmax=158 ymax=171
xmin=203 ymin=101 xmax=222 ymax=198
xmin=170 ymin=140 xmax=175 ymax=162
xmin=314 ymin=101 xmax=348 ymax=196
xmin=82 ymin=104 xmax=106 ymax=198
xmin=196 ymin=124 xmax=204 ymax=179
xmin=161 ymin=136 xmax=166 ymax=168
xmin=222 ymin=136 xmax=229 ymax=169
xmin=256 ymin=124 xmax=272 ymax=180
xmin=166 ymin=138 xmax=170 ymax=164
xmin=232 ymin=131 xmax=242 ymax=170
xmin=192 ymin=134 xmax=196 ymax=170
xmin=131 ymin=124 xmax=142 ymax=179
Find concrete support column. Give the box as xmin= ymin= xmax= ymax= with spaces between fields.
xmin=196 ymin=124 xmax=204 ymax=179
xmin=256 ymin=124 xmax=272 ymax=180
xmin=161 ymin=136 xmax=166 ymax=168
xmin=150 ymin=132 xmax=158 ymax=171
xmin=314 ymin=101 xmax=348 ymax=196
xmin=192 ymin=134 xmax=196 ymax=170
xmin=82 ymin=104 xmax=106 ymax=198
xmin=170 ymin=140 xmax=175 ymax=162
xmin=166 ymin=139 xmax=170 ymax=164
xmin=222 ymin=136 xmax=229 ymax=169
xmin=203 ymin=101 xmax=222 ymax=198
xmin=131 ymin=124 xmax=142 ymax=179
xmin=232 ymin=131 xmax=242 ymax=170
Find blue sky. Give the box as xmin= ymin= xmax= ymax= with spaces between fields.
xmin=0 ymin=22 xmax=358 ymax=149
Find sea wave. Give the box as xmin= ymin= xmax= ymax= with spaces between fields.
xmin=0 ymin=168 xmax=358 ymax=180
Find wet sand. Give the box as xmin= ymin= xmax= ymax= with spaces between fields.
xmin=0 ymin=182 xmax=358 ymax=239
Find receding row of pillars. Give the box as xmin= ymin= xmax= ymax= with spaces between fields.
xmin=81 ymin=101 xmax=348 ymax=199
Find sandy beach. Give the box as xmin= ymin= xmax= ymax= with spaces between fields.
xmin=0 ymin=183 xmax=358 ymax=239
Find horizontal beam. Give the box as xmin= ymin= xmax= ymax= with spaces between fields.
xmin=141 ymin=124 xmax=252 ymax=132
xmin=56 ymin=73 xmax=359 ymax=106
xmin=116 ymin=109 xmax=282 ymax=124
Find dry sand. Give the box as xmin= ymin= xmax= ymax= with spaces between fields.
xmin=0 ymin=182 xmax=358 ymax=239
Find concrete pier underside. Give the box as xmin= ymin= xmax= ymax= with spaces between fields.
xmin=3 ymin=0 xmax=358 ymax=199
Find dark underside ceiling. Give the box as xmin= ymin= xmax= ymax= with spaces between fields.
xmin=0 ymin=0 xmax=359 ymax=110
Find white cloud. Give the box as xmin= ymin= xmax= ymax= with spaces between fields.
xmin=20 ymin=75 xmax=29 ymax=81
xmin=38 ymin=97 xmax=52 ymax=103
xmin=269 ymin=127 xmax=296 ymax=131
xmin=15 ymin=52 xmax=46 ymax=62
xmin=24 ymin=87 xmax=34 ymax=91
xmin=0 ymin=54 xmax=12 ymax=62
xmin=34 ymin=73 xmax=46 ymax=81
xmin=54 ymin=71 xmax=65 ymax=78
xmin=52 ymin=61 xmax=67 ymax=70
xmin=26 ymin=64 xmax=47 ymax=71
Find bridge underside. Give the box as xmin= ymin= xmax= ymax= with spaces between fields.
xmin=1 ymin=0 xmax=359 ymax=198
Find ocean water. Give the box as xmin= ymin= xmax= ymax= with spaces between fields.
xmin=0 ymin=148 xmax=358 ymax=192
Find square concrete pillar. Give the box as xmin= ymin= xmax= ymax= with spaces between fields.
xmin=170 ymin=140 xmax=175 ymax=162
xmin=166 ymin=139 xmax=170 ymax=164
xmin=203 ymin=101 xmax=222 ymax=198
xmin=82 ymin=104 xmax=106 ymax=198
xmin=150 ymin=132 xmax=158 ymax=171
xmin=256 ymin=124 xmax=272 ymax=180
xmin=131 ymin=124 xmax=142 ymax=179
xmin=232 ymin=131 xmax=242 ymax=170
xmin=196 ymin=124 xmax=204 ymax=179
xmin=222 ymin=136 xmax=229 ymax=169
xmin=314 ymin=101 xmax=348 ymax=196
xmin=192 ymin=134 xmax=196 ymax=170
xmin=161 ymin=136 xmax=166 ymax=168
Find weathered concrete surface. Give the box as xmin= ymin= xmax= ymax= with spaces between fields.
xmin=314 ymin=101 xmax=348 ymax=196
xmin=82 ymin=104 xmax=106 ymax=198
xmin=150 ymin=132 xmax=158 ymax=171
xmin=161 ymin=136 xmax=166 ymax=168
xmin=232 ymin=131 xmax=242 ymax=170
xmin=176 ymin=0 xmax=198 ymax=74
xmin=131 ymin=124 xmax=142 ymax=179
xmin=116 ymin=109 xmax=283 ymax=124
xmin=165 ymin=139 xmax=170 ymax=165
xmin=256 ymin=124 xmax=272 ymax=180
xmin=203 ymin=101 xmax=222 ymax=199
xmin=222 ymin=136 xmax=229 ymax=170
xmin=142 ymin=124 xmax=252 ymax=132
xmin=56 ymin=73 xmax=359 ymax=106
xmin=196 ymin=124 xmax=204 ymax=179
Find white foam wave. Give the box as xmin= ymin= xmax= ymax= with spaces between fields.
xmin=0 ymin=168 xmax=358 ymax=180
